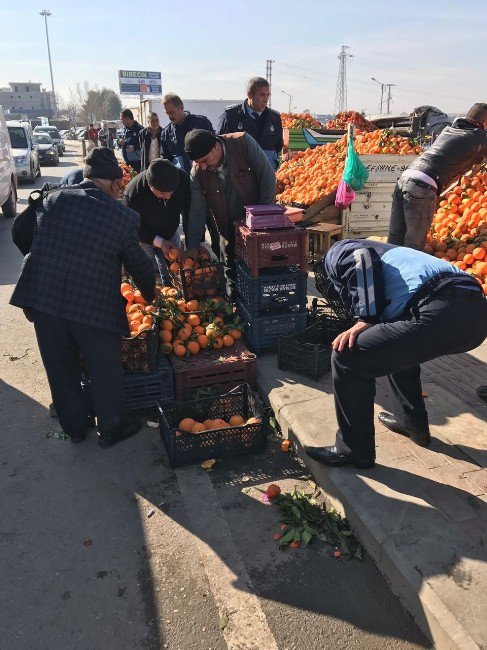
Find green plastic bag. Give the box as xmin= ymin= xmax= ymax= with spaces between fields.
xmin=343 ymin=137 xmax=369 ymax=190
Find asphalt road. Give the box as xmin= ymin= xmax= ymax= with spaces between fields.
xmin=0 ymin=142 xmax=431 ymax=650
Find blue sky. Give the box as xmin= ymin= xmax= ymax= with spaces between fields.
xmin=1 ymin=0 xmax=485 ymax=116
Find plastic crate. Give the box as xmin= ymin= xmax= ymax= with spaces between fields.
xmin=169 ymin=340 xmax=257 ymax=400
xmin=235 ymin=261 xmax=307 ymax=316
xmin=312 ymin=262 xmax=354 ymax=323
xmin=237 ymin=301 xmax=307 ymax=354
xmin=82 ymin=357 xmax=174 ymax=411
xmin=158 ymin=384 xmax=267 ymax=467
xmin=170 ymin=261 xmax=225 ymax=301
xmin=235 ymin=222 xmax=308 ymax=277
xmin=278 ymin=314 xmax=351 ymax=380
xmin=120 ymin=325 xmax=159 ymax=372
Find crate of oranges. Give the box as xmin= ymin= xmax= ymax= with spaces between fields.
xmin=157 ymin=384 xmax=266 ymax=467
xmin=166 ymin=249 xmax=225 ymax=301
xmin=121 ymin=280 xmax=160 ymax=372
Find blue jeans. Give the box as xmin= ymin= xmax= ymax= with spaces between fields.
xmin=388 ymin=176 xmax=437 ymax=250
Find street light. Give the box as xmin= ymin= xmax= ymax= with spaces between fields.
xmin=39 ymin=9 xmax=57 ymax=116
xmin=371 ymin=77 xmax=385 ymax=115
xmin=281 ymin=90 xmax=293 ymax=114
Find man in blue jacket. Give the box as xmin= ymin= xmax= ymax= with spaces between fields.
xmin=119 ymin=109 xmax=143 ymax=172
xmin=306 ymin=239 xmax=487 ymax=469
xmin=217 ymin=77 xmax=283 ymax=170
xmin=160 ymin=93 xmax=214 ymax=174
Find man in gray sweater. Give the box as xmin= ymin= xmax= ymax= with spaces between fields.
xmin=183 ymin=129 xmax=276 ymax=295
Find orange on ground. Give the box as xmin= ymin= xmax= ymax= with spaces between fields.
xmin=266 ymin=484 xmax=281 ymax=499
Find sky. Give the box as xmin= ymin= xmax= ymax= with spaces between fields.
xmin=1 ymin=0 xmax=486 ymax=117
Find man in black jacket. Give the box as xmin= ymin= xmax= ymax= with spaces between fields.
xmin=389 ymin=102 xmax=487 ymax=250
xmin=139 ymin=112 xmax=163 ymax=171
xmin=124 ymin=158 xmax=190 ymax=282
xmin=10 ymin=148 xmax=156 ymax=447
xmin=119 ymin=109 xmax=143 ymax=172
xmin=217 ymin=77 xmax=283 ymax=170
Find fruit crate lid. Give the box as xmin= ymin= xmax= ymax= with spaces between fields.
xmin=245 ymin=204 xmax=286 ymax=215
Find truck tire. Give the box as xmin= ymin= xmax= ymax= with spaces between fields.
xmin=2 ymin=182 xmax=17 ymax=218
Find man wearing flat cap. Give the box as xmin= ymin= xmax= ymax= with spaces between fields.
xmin=184 ymin=129 xmax=276 ymax=295
xmin=10 ymin=147 xmax=156 ymax=449
xmin=123 ymin=158 xmax=191 ymax=282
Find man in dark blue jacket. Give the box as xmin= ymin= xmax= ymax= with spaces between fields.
xmin=160 ymin=93 xmax=214 ymax=174
xmin=10 ymin=148 xmax=156 ymax=448
xmin=217 ymin=77 xmax=283 ymax=170
xmin=306 ymin=239 xmax=487 ymax=469
xmin=119 ymin=109 xmax=143 ymax=172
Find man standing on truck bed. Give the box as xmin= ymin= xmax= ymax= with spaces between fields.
xmin=388 ymin=102 xmax=487 ymax=250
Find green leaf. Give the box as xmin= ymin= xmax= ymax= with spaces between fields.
xmin=291 ymin=505 xmax=303 ymax=520
xmin=279 ymin=528 xmax=296 ymax=545
xmin=302 ymin=530 xmax=312 ymax=546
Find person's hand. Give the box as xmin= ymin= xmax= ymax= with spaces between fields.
xmin=118 ymin=138 xmax=125 ymax=146
xmin=153 ymin=237 xmax=180 ymax=258
xmin=332 ymin=321 xmax=373 ymax=353
xmin=182 ymin=247 xmax=198 ymax=261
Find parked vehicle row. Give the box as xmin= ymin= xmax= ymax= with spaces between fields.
xmin=0 ymin=107 xmax=18 ymax=218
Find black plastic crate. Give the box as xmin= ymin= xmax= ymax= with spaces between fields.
xmin=237 ymin=301 xmax=307 ymax=354
xmin=169 ymin=261 xmax=225 ymax=301
xmin=278 ymin=314 xmax=350 ymax=380
xmin=82 ymin=357 xmax=174 ymax=411
xmin=312 ymin=262 xmax=354 ymax=323
xmin=235 ymin=261 xmax=307 ymax=316
xmin=158 ymin=384 xmax=266 ymax=467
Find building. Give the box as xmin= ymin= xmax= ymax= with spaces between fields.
xmin=0 ymin=82 xmax=54 ymax=119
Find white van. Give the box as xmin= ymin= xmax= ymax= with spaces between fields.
xmin=0 ymin=106 xmax=17 ymax=218
xmin=7 ymin=120 xmax=41 ymax=182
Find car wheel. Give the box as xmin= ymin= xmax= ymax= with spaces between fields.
xmin=59 ymin=149 xmax=63 ymax=157
xmin=28 ymin=163 xmax=35 ymax=182
xmin=36 ymin=160 xmax=41 ymax=177
xmin=1 ymin=182 xmax=17 ymax=218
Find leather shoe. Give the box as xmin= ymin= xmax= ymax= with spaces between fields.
xmin=98 ymin=417 xmax=143 ymax=449
xmin=378 ymin=412 xmax=431 ymax=447
xmin=305 ymin=445 xmax=375 ymax=469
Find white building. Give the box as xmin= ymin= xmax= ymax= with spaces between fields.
xmin=0 ymin=82 xmax=54 ymax=119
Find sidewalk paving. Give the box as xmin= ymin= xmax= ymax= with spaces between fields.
xmin=257 ymin=285 xmax=487 ymax=650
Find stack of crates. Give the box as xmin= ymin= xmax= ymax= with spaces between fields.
xmin=234 ymin=205 xmax=308 ymax=354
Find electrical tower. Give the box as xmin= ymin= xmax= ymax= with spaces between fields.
xmin=334 ymin=46 xmax=353 ymax=115
xmin=266 ymin=59 xmax=274 ymax=107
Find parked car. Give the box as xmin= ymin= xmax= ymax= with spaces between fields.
xmin=7 ymin=120 xmax=41 ymax=183
xmin=34 ymin=125 xmax=65 ymax=155
xmin=33 ymin=133 xmax=59 ymax=165
xmin=0 ymin=107 xmax=18 ymax=217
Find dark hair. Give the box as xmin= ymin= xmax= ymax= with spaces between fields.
xmin=121 ymin=108 xmax=134 ymax=119
xmin=162 ymin=93 xmax=183 ymax=108
xmin=466 ymin=103 xmax=487 ymax=123
xmin=89 ymin=123 xmax=93 ymax=127
xmin=246 ymin=76 xmax=269 ymax=96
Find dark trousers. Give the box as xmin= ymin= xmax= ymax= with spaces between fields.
xmin=388 ymin=177 xmax=437 ymax=250
xmin=332 ymin=288 xmax=487 ymax=460
xmin=33 ymin=310 xmax=124 ymax=438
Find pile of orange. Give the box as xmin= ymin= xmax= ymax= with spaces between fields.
xmin=157 ymin=297 xmax=243 ymax=357
xmin=277 ymin=129 xmax=422 ymax=206
xmin=176 ymin=415 xmax=261 ymax=436
xmin=281 ymin=112 xmax=323 ymax=130
xmin=424 ymin=168 xmax=487 ymax=294
xmin=121 ymin=282 xmax=157 ymax=337
xmin=119 ymin=163 xmax=138 ymax=191
xmin=166 ymin=249 xmax=214 ymax=278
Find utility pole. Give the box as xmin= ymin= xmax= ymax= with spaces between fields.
xmin=266 ymin=59 xmax=274 ymax=107
xmin=281 ymin=90 xmax=292 ymax=114
xmin=39 ymin=9 xmax=57 ymax=116
xmin=334 ymin=46 xmax=353 ymax=115
xmin=385 ymin=84 xmax=395 ymax=114
xmin=371 ymin=77 xmax=385 ymax=114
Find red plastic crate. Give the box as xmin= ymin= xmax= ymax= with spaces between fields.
xmin=169 ymin=341 xmax=257 ymax=400
xmin=235 ymin=222 xmax=308 ymax=277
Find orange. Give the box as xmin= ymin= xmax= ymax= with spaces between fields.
xmin=162 ymin=319 xmax=173 ymax=331
xmin=145 ymin=305 xmax=157 ymax=314
xmin=177 ymin=326 xmax=192 ymax=342
xmin=186 ymin=314 xmax=201 ymax=327
xmin=169 ymin=262 xmax=181 ymax=274
xmin=122 ymin=290 xmax=134 ymax=302
xmin=187 ymin=341 xmax=200 ymax=355
xmin=167 ymin=249 xmax=180 ymax=261
xmin=186 ymin=300 xmax=199 ymax=312
xmin=202 ymin=419 xmax=214 ymax=430
xmin=179 ymin=418 xmax=196 ymax=432
xmin=137 ymin=323 xmax=152 ymax=334
xmin=159 ymin=330 xmax=172 ymax=343
xmin=212 ymin=418 xmax=229 ymax=429
xmin=133 ymin=290 xmax=146 ymax=305
xmin=228 ymin=415 xmax=245 ymax=426
xmin=463 ymin=253 xmax=475 ymax=265
xmin=229 ymin=329 xmax=242 ymax=340
xmin=247 ymin=417 xmax=261 ymax=424
xmin=191 ymin=422 xmax=206 ymax=434
xmin=121 ymin=282 xmax=132 ymax=293
xmin=182 ymin=258 xmax=194 ymax=269
xmin=472 ymin=247 xmax=486 ymax=260
xmin=197 ymin=334 xmax=209 ymax=349
xmin=127 ymin=303 xmax=141 ymax=314
xmin=142 ymin=315 xmax=154 ymax=325
xmin=172 ymin=343 xmax=186 ymax=357
xmin=177 ymin=300 xmax=187 ymax=311
xmin=212 ymin=316 xmax=224 ymax=325
xmin=266 ymin=484 xmax=281 ymax=499
xmin=211 ymin=337 xmax=224 ymax=349
xmin=193 ymin=325 xmax=205 ymax=335
xmin=222 ymin=334 xmax=234 ymax=347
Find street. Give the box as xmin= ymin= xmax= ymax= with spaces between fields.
xmin=0 ymin=142 xmax=430 ymax=650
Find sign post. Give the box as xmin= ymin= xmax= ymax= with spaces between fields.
xmin=118 ymin=70 xmax=162 ymax=96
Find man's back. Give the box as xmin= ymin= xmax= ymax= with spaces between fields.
xmin=10 ymin=184 xmax=153 ymax=334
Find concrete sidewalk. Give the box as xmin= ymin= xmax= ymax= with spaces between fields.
xmin=257 ymin=308 xmax=487 ymax=650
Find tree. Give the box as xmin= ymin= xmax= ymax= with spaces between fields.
xmin=81 ymin=88 xmax=122 ymax=123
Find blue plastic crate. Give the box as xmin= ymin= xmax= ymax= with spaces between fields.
xmin=237 ymin=301 xmax=307 ymax=354
xmin=235 ymin=261 xmax=307 ymax=317
xmin=82 ymin=357 xmax=174 ymax=411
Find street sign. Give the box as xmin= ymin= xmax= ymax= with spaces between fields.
xmin=118 ymin=70 xmax=162 ymax=96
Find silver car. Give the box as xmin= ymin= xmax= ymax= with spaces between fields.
xmin=7 ymin=120 xmax=41 ymax=183
xmin=34 ymin=125 xmax=64 ymax=156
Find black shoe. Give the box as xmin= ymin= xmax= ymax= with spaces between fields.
xmin=378 ymin=412 xmax=431 ymax=448
xmin=70 ymin=432 xmax=86 ymax=444
xmin=477 ymin=386 xmax=487 ymax=402
xmin=305 ymin=445 xmax=375 ymax=469
xmin=49 ymin=403 xmax=58 ymax=418
xmin=98 ymin=417 xmax=143 ymax=449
